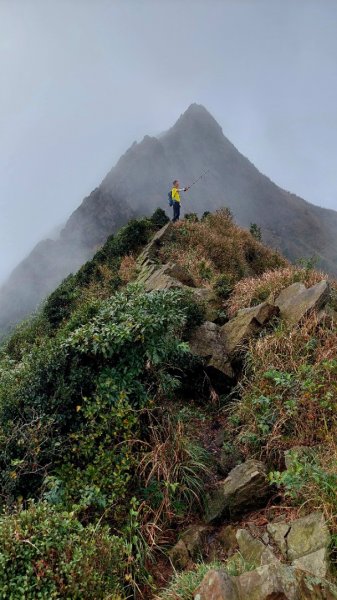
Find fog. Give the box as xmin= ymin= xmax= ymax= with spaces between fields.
xmin=1 ymin=0 xmax=337 ymax=284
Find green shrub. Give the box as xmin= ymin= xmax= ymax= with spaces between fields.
xmin=179 ymin=291 xmax=205 ymax=333
xmin=270 ymin=449 xmax=337 ymax=519
xmin=2 ymin=314 xmax=51 ymax=362
xmin=150 ymin=208 xmax=170 ymax=228
xmin=0 ymin=502 xmax=126 ymax=599
xmin=184 ymin=213 xmax=199 ymax=223
xmin=249 ymin=223 xmax=262 ymax=241
xmin=214 ymin=274 xmax=234 ymax=299
xmin=0 ymin=285 xmax=193 ymax=511
xmin=43 ymin=275 xmax=78 ymax=328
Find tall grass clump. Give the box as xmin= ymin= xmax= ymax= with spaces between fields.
xmin=227 ymin=266 xmax=327 ymax=318
xmin=160 ymin=209 xmax=286 ymax=288
xmin=229 ymin=307 xmax=337 ymax=538
xmin=235 ymin=314 xmax=337 ymax=461
xmin=138 ymin=414 xmax=212 ymax=540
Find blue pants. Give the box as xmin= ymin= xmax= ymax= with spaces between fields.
xmin=172 ymin=201 xmax=180 ymax=222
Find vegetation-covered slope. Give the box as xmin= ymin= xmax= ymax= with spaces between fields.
xmin=4 ymin=103 xmax=337 ymax=339
xmin=0 ymin=208 xmax=337 ymax=599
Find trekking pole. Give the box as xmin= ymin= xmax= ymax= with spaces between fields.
xmin=187 ymin=168 xmax=210 ymax=189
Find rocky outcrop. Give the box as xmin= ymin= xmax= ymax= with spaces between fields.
xmin=236 ymin=529 xmax=279 ymax=568
xmin=169 ymin=525 xmax=211 ymax=568
xmin=188 ymin=301 xmax=278 ymax=382
xmin=275 ymin=280 xmax=330 ymax=326
xmin=187 ymin=279 xmax=331 ymax=389
xmin=168 ymin=539 xmax=190 ymax=569
xmin=267 ymin=511 xmax=331 ymax=578
xmin=220 ymin=302 xmax=279 ymax=355
xmin=194 ymin=563 xmax=337 ymax=600
xmin=205 ymin=460 xmax=270 ymax=523
xmin=189 ymin=322 xmax=233 ymax=379
xmin=137 ymin=223 xmax=200 ymax=293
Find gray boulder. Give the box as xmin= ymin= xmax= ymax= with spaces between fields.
xmin=141 ymin=263 xmax=186 ymax=291
xmin=236 ymin=529 xmax=279 ymax=568
xmin=180 ymin=525 xmax=211 ymax=560
xmin=267 ymin=511 xmax=331 ymax=579
xmin=169 ymin=525 xmax=211 ymax=568
xmin=194 ymin=563 xmax=337 ymax=600
xmin=220 ymin=302 xmax=279 ymax=355
xmin=189 ymin=321 xmax=234 ymax=378
xmin=168 ymin=538 xmax=189 ymax=569
xmin=205 ymin=459 xmax=270 ymax=523
xmin=215 ymin=525 xmax=238 ymax=553
xmin=194 ymin=569 xmax=239 ymax=600
xmin=275 ymin=280 xmax=330 ymax=326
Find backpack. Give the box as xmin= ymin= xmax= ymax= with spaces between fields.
xmin=168 ymin=190 xmax=173 ymax=206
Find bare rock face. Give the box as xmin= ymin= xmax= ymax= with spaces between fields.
xmin=189 ymin=321 xmax=233 ymax=378
xmin=194 ymin=569 xmax=239 ymax=600
xmin=215 ymin=525 xmax=238 ymax=553
xmin=188 ymin=302 xmax=278 ymax=380
xmin=137 ymin=221 xmax=199 ymax=292
xmin=137 ymin=222 xmax=172 ymax=265
xmin=267 ymin=511 xmax=331 ymax=579
xmin=180 ymin=525 xmax=211 ymax=560
xmin=220 ymin=302 xmax=279 ymax=355
xmin=194 ymin=563 xmax=337 ymax=600
xmin=205 ymin=460 xmax=270 ymax=523
xmin=236 ymin=529 xmax=279 ymax=568
xmin=275 ymin=280 xmax=330 ymax=326
xmin=141 ymin=263 xmax=187 ymax=291
xmin=169 ymin=525 xmax=211 ymax=568
xmin=168 ymin=539 xmax=189 ymax=569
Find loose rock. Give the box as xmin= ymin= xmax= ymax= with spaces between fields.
xmin=275 ymin=280 xmax=330 ymax=326
xmin=194 ymin=563 xmax=337 ymax=600
xmin=168 ymin=539 xmax=189 ymax=570
xmin=236 ymin=529 xmax=279 ymax=568
xmin=220 ymin=302 xmax=279 ymax=355
xmin=205 ymin=459 xmax=270 ymax=523
xmin=267 ymin=511 xmax=331 ymax=579
xmin=189 ymin=321 xmax=234 ymax=379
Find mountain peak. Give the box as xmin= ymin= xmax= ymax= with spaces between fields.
xmin=184 ymin=103 xmax=211 ymax=116
xmin=170 ymin=103 xmax=223 ymax=141
xmin=178 ymin=103 xmax=219 ymax=125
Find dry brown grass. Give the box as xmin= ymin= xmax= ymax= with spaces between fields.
xmin=227 ymin=266 xmax=327 ymax=318
xmin=79 ymin=264 xmax=118 ymax=302
xmin=235 ymin=313 xmax=337 ymax=466
xmin=137 ymin=414 xmax=211 ymax=543
xmin=159 ymin=209 xmax=286 ymax=289
xmin=119 ymin=254 xmax=138 ymax=283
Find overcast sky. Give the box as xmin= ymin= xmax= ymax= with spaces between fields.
xmin=1 ymin=0 xmax=337 ymax=283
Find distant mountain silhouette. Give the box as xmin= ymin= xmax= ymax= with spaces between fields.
xmin=1 ymin=103 xmax=337 ymax=336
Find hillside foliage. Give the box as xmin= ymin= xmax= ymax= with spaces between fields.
xmin=0 ymin=208 xmax=337 ymax=598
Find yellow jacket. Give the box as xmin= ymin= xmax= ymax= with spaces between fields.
xmin=171 ymin=187 xmax=185 ymax=203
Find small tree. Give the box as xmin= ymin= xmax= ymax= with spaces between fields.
xmin=250 ymin=223 xmax=262 ymax=241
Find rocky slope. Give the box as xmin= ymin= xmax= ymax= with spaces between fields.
xmin=1 ymin=212 xmax=337 ymax=598
xmin=139 ymin=222 xmax=337 ymax=599
xmin=2 ymin=103 xmax=337 ymax=337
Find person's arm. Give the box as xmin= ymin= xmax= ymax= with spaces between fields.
xmin=177 ymin=187 xmax=189 ymax=192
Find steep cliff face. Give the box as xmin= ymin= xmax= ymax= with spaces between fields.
xmin=1 ymin=103 xmax=337 ymax=336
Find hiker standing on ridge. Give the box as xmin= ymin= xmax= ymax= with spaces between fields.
xmin=171 ymin=180 xmax=189 ymax=222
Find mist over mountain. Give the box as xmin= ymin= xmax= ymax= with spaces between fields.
xmin=1 ymin=103 xmax=337 ymax=336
